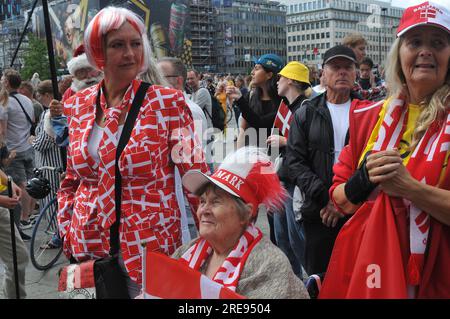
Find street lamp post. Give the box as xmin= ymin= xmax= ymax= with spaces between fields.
xmin=379 ymin=7 xmax=387 ymax=67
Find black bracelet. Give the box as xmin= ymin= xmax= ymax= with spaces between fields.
xmin=344 ymin=156 xmax=377 ymax=204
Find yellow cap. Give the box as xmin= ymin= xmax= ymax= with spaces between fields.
xmin=278 ymin=61 xmax=310 ymax=85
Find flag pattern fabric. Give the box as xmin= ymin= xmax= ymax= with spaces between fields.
xmin=143 ymin=251 xmax=245 ymax=299
xmin=320 ymin=97 xmax=450 ymax=298
xmin=57 ymin=79 xmax=209 ymax=285
xmin=179 ymin=224 xmax=262 ymax=291
xmin=58 ymin=260 xmax=96 ymax=299
xmin=273 ymin=101 xmax=293 ymax=138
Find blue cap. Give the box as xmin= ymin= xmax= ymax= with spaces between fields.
xmin=254 ymin=54 xmax=284 ymax=73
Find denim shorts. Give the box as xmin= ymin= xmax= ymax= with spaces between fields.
xmin=5 ymin=147 xmax=35 ymax=184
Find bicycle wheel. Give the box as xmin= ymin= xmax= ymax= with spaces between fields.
xmin=30 ymin=198 xmax=63 ymax=271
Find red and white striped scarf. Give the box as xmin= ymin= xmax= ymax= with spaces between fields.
xmin=180 ymin=223 xmax=262 ymax=291
xmin=367 ymin=97 xmax=450 ymax=287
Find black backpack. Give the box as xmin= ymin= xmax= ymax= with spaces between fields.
xmin=203 ymin=95 xmax=225 ymax=131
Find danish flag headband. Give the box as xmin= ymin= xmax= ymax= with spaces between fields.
xmin=397 ymin=1 xmax=450 ymax=37
xmin=182 ymin=147 xmax=287 ymax=216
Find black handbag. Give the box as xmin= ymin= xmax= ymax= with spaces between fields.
xmin=93 ymin=82 xmax=151 ymax=299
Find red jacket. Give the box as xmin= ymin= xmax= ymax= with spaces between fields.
xmin=322 ymin=99 xmax=450 ymax=298
xmin=57 ymin=79 xmax=209 ymax=284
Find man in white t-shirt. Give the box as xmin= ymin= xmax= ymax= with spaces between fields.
xmin=285 ymin=45 xmax=359 ymax=277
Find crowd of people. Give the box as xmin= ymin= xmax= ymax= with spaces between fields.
xmin=0 ymin=1 xmax=448 ymax=299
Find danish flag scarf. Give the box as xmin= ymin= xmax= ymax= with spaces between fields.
xmin=320 ymin=96 xmax=450 ymax=298
xmin=97 ymin=80 xmax=139 ymax=229
xmin=180 ymin=223 xmax=263 ymax=291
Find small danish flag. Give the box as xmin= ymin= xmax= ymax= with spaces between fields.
xmin=143 ymin=251 xmax=245 ymax=299
xmin=273 ymin=101 xmax=293 ymax=138
xmin=420 ymin=6 xmax=437 ymax=19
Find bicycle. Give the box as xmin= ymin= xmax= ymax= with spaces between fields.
xmin=28 ymin=166 xmax=64 ymax=271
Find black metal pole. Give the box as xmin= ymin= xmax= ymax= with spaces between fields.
xmin=7 ymin=177 xmax=20 ymax=299
xmin=41 ymin=0 xmax=60 ymax=100
xmin=10 ymin=0 xmax=39 ymax=68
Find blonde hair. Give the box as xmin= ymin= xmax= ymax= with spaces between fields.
xmin=385 ymin=37 xmax=450 ymax=150
xmin=140 ymin=54 xmax=169 ymax=86
xmin=342 ymin=33 xmax=367 ymax=48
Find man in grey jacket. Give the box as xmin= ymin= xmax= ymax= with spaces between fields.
xmin=186 ymin=69 xmax=213 ymax=132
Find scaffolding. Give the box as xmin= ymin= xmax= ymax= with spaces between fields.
xmin=189 ymin=0 xmax=217 ymax=73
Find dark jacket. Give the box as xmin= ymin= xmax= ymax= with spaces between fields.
xmin=235 ymin=93 xmax=279 ymax=148
xmin=278 ymin=95 xmax=309 ymax=184
xmin=285 ymin=91 xmax=359 ymax=222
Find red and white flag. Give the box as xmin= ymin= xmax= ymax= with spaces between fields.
xmin=273 ymin=101 xmax=293 ymax=138
xmin=142 ymin=250 xmax=245 ymax=299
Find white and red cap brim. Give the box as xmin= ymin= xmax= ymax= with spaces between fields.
xmin=397 ymin=1 xmax=450 ymax=37
xmin=183 ymin=170 xmax=240 ymax=198
xmin=67 ymin=53 xmax=92 ymax=76
xmin=182 ymin=168 xmax=259 ymax=215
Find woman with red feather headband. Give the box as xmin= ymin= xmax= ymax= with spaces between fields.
xmin=320 ymin=1 xmax=450 ymax=298
xmin=173 ymin=147 xmax=309 ymax=298
xmin=57 ymin=6 xmax=209 ymax=298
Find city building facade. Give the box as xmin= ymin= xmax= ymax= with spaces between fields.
xmin=282 ymin=0 xmax=403 ymax=68
xmin=213 ymin=0 xmax=286 ymax=75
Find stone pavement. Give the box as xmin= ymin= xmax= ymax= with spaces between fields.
xmin=0 ymin=210 xmax=271 ymax=299
xmin=0 ymin=224 xmax=69 ymax=299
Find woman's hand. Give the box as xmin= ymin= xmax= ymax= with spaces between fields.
xmin=266 ymin=135 xmax=287 ymax=148
xmin=12 ymin=181 xmax=21 ymax=198
xmin=226 ymin=86 xmax=242 ymax=102
xmin=0 ymin=195 xmax=20 ymax=209
xmin=379 ymin=163 xmax=416 ymax=198
xmin=365 ymin=149 xmax=403 ymax=184
xmin=49 ymin=99 xmax=63 ymax=118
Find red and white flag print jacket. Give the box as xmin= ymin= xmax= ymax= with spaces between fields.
xmin=57 ymin=79 xmax=209 ymax=284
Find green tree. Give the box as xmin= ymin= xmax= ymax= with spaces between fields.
xmin=21 ymin=34 xmax=55 ymax=81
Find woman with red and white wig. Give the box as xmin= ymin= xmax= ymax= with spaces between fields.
xmin=174 ymin=147 xmax=309 ymax=298
xmin=57 ymin=6 xmax=209 ymax=298
xmin=320 ymin=1 xmax=450 ymax=298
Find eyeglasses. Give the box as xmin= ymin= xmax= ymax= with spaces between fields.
xmin=164 ymin=75 xmax=179 ymax=78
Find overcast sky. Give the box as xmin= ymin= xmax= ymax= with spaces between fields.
xmin=377 ymin=0 xmax=446 ymax=9
xmin=387 ymin=0 xmax=419 ymax=8
xmin=279 ymin=0 xmax=448 ymax=9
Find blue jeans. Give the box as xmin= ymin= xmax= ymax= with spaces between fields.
xmin=284 ymin=183 xmax=306 ymax=272
xmin=273 ymin=183 xmax=305 ymax=278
